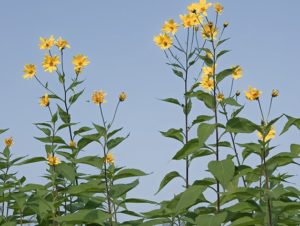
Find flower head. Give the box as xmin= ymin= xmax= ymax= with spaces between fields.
xmin=42 ymin=55 xmax=60 ymax=73
xmin=198 ymin=0 xmax=212 ymax=16
xmin=272 ymin=89 xmax=279 ymax=97
xmin=202 ymin=65 xmax=215 ymax=77
xmin=4 ymin=137 xmax=13 ymax=147
xmin=92 ymin=90 xmax=107 ymax=105
xmin=72 ymin=54 xmax=90 ymax=74
xmin=205 ymin=50 xmax=213 ymax=60
xmin=69 ymin=140 xmax=76 ymax=148
xmin=232 ymin=66 xmax=243 ymax=80
xmin=180 ymin=13 xmax=202 ymax=28
xmin=244 ymin=86 xmax=262 ymax=101
xmin=55 ymin=37 xmax=70 ymax=50
xmin=200 ymin=75 xmax=214 ymax=91
xmin=162 ymin=19 xmax=179 ymax=35
xmin=105 ymin=153 xmax=114 ymax=164
xmin=40 ymin=93 xmax=50 ymax=107
xmin=23 ymin=64 xmax=36 ymax=79
xmin=39 ymin=35 xmax=55 ymax=50
xmin=223 ymin=22 xmax=229 ymax=27
xmin=48 ymin=155 xmax=61 ymax=166
xmin=119 ymin=92 xmax=127 ymax=102
xmin=202 ymin=22 xmax=218 ymax=40
xmin=153 ymin=33 xmax=173 ymax=50
xmin=214 ymin=3 xmax=224 ymax=14
xmin=187 ymin=3 xmax=200 ymax=14
xmin=217 ymin=93 xmax=224 ymax=102
xmin=257 ymin=127 xmax=276 ymax=142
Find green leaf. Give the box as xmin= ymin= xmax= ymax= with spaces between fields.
xmin=93 ymin=123 xmax=106 ymax=136
xmin=57 ymin=105 xmax=70 ymax=123
xmin=195 ymin=212 xmax=227 ymax=226
xmin=198 ymin=54 xmax=213 ymax=66
xmin=56 ymin=162 xmax=76 ymax=182
xmin=226 ymin=117 xmax=259 ymax=133
xmin=51 ymin=112 xmax=58 ymax=123
xmin=183 ymin=99 xmax=192 ymax=115
xmin=175 ymin=185 xmax=206 ymax=213
xmin=198 ymin=123 xmax=215 ymax=146
xmin=208 ymin=158 xmax=235 ymax=189
xmin=231 ymin=216 xmax=261 ymax=226
xmin=76 ymin=156 xmax=103 ymax=169
xmin=121 ymin=198 xmax=157 ymax=205
xmin=112 ymin=179 xmax=139 ymax=198
xmin=291 ymin=144 xmax=300 ymax=155
xmin=231 ymin=106 xmax=244 ymax=118
xmin=217 ymin=50 xmax=230 ymax=59
xmin=160 ymin=128 xmax=184 ymax=143
xmin=216 ymin=68 xmax=235 ymax=83
xmin=16 ymin=157 xmax=46 ymax=165
xmin=0 ymin=129 xmax=8 ymax=135
xmin=69 ymin=89 xmax=84 ymax=104
xmin=281 ymin=115 xmax=300 ymax=135
xmin=107 ymin=134 xmax=129 ymax=150
xmin=172 ymin=69 xmax=184 ymax=79
xmin=107 ymin=127 xmax=123 ymax=139
xmin=55 ymin=209 xmax=109 ymax=224
xmin=156 ymin=171 xmax=182 ymax=194
xmin=217 ymin=38 xmax=230 ymax=47
xmin=114 ymin=168 xmax=147 ymax=180
xmin=192 ymin=115 xmax=214 ymax=126
xmin=74 ymin=126 xmax=93 ymax=136
xmin=161 ymin=98 xmax=182 ymax=107
xmin=173 ymin=139 xmax=201 ymax=160
xmin=223 ymin=97 xmax=241 ymax=107
xmin=35 ymin=136 xmax=66 ymax=144
xmin=195 ymin=90 xmax=214 ymax=110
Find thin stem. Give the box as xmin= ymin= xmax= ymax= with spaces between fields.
xmin=257 ymin=99 xmax=266 ymax=123
xmin=229 ymin=78 xmax=234 ymax=97
xmin=34 ymin=76 xmax=63 ymax=102
xmin=109 ymin=101 xmax=120 ymax=129
xmin=267 ymin=97 xmax=273 ymax=121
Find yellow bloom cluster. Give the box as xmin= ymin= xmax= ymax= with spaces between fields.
xmin=244 ymin=86 xmax=262 ymax=101
xmin=42 ymin=55 xmax=60 ymax=73
xmin=202 ymin=22 xmax=218 ymax=40
xmin=92 ymin=90 xmax=107 ymax=105
xmin=72 ymin=54 xmax=90 ymax=74
xmin=153 ymin=33 xmax=173 ymax=50
xmin=39 ymin=35 xmax=70 ymax=51
xmin=4 ymin=137 xmax=13 ymax=147
xmin=257 ymin=127 xmax=276 ymax=142
xmin=105 ymin=153 xmax=114 ymax=164
xmin=232 ymin=66 xmax=243 ymax=80
xmin=162 ymin=19 xmax=179 ymax=35
xmin=55 ymin=37 xmax=70 ymax=50
xmin=40 ymin=93 xmax=50 ymax=107
xmin=48 ymin=155 xmax=61 ymax=166
xmin=180 ymin=13 xmax=202 ymax=28
xmin=200 ymin=75 xmax=214 ymax=91
xmin=23 ymin=64 xmax=36 ymax=79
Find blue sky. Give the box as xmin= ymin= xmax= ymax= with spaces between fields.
xmin=0 ymin=0 xmax=300 ymax=215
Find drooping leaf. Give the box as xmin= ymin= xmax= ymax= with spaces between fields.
xmin=173 ymin=139 xmax=201 ymax=160
xmin=156 ymin=171 xmax=183 ymax=194
xmin=114 ymin=168 xmax=147 ymax=180
xmin=107 ymin=134 xmax=129 ymax=150
xmin=160 ymin=128 xmax=184 ymax=143
xmin=161 ymin=98 xmax=182 ymax=107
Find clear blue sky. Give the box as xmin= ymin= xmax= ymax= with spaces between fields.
xmin=0 ymin=0 xmax=300 ymax=215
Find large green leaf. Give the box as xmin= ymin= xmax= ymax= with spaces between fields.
xmin=198 ymin=123 xmax=215 ymax=146
xmin=173 ymin=139 xmax=201 ymax=160
xmin=55 ymin=209 xmax=109 ymax=224
xmin=216 ymin=68 xmax=235 ymax=83
xmin=114 ymin=168 xmax=147 ymax=180
xmin=195 ymin=90 xmax=214 ymax=110
xmin=16 ymin=157 xmax=45 ymax=165
xmin=208 ymin=158 xmax=235 ymax=189
xmin=56 ymin=162 xmax=76 ymax=182
xmin=76 ymin=156 xmax=103 ymax=169
xmin=226 ymin=117 xmax=259 ymax=133
xmin=161 ymin=98 xmax=182 ymax=107
xmin=107 ymin=134 xmax=129 ymax=150
xmin=281 ymin=115 xmax=300 ymax=135
xmin=160 ymin=128 xmax=184 ymax=143
xmin=156 ymin=171 xmax=183 ymax=194
xmin=112 ymin=179 xmax=139 ymax=198
xmin=195 ymin=212 xmax=227 ymax=226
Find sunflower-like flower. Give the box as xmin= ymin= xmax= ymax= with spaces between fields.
xmin=257 ymin=127 xmax=276 ymax=142
xmin=55 ymin=37 xmax=70 ymax=50
xmin=23 ymin=64 xmax=36 ymax=79
xmin=200 ymin=75 xmax=214 ymax=91
xmin=40 ymin=93 xmax=50 ymax=107
xmin=105 ymin=153 xmax=114 ymax=164
xmin=232 ymin=66 xmax=243 ymax=80
xmin=39 ymin=35 xmax=55 ymax=50
xmin=198 ymin=0 xmax=212 ymax=16
xmin=42 ymin=55 xmax=60 ymax=73
xmin=244 ymin=86 xmax=262 ymax=101
xmin=217 ymin=93 xmax=224 ymax=102
xmin=202 ymin=22 xmax=218 ymax=40
xmin=153 ymin=33 xmax=173 ymax=49
xmin=162 ymin=19 xmax=179 ymax=35
xmin=4 ymin=137 xmax=13 ymax=147
xmin=48 ymin=155 xmax=61 ymax=166
xmin=180 ymin=13 xmax=202 ymax=28
xmin=214 ymin=3 xmax=224 ymax=14
xmin=92 ymin=90 xmax=107 ymax=105
xmin=72 ymin=54 xmax=90 ymax=74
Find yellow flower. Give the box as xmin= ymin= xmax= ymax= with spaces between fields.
xmin=180 ymin=13 xmax=202 ymax=28
xmin=55 ymin=37 xmax=70 ymax=50
xmin=162 ymin=19 xmax=179 ymax=35
xmin=187 ymin=3 xmax=200 ymax=14
xmin=232 ymin=66 xmax=243 ymax=80
xmin=4 ymin=137 xmax=13 ymax=147
xmin=272 ymin=89 xmax=279 ymax=97
xmin=48 ymin=155 xmax=61 ymax=166
xmin=119 ymin=92 xmax=127 ymax=102
xmin=72 ymin=54 xmax=90 ymax=74
xmin=42 ymin=55 xmax=60 ymax=73
xmin=205 ymin=50 xmax=213 ymax=60
xmin=217 ymin=93 xmax=224 ymax=102
xmin=202 ymin=65 xmax=216 ymax=77
xmin=105 ymin=153 xmax=114 ymax=164
xmin=23 ymin=64 xmax=36 ymax=79
xmin=69 ymin=140 xmax=76 ymax=148
xmin=244 ymin=86 xmax=262 ymax=101
xmin=198 ymin=0 xmax=212 ymax=16
xmin=153 ymin=33 xmax=173 ymax=50
xmin=202 ymin=22 xmax=218 ymax=40
xmin=200 ymin=75 xmax=214 ymax=91
xmin=257 ymin=127 xmax=276 ymax=142
xmin=39 ymin=35 xmax=55 ymax=50
xmin=40 ymin=93 xmax=50 ymax=107
xmin=214 ymin=3 xmax=224 ymax=14
xmin=92 ymin=90 xmax=106 ymax=105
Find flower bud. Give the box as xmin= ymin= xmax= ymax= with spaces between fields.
xmin=119 ymin=92 xmax=127 ymax=102
xmin=272 ymin=89 xmax=279 ymax=97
